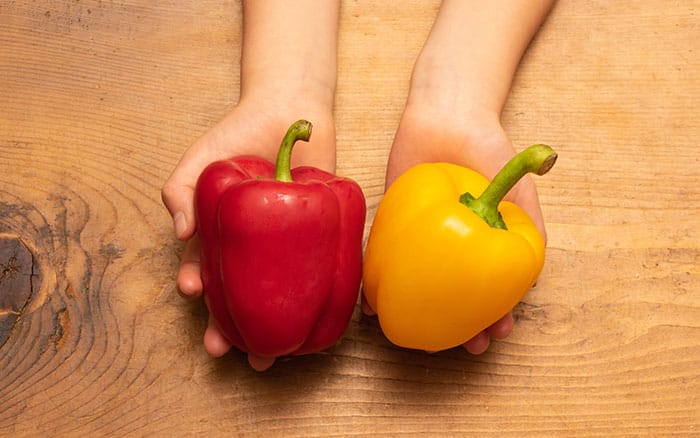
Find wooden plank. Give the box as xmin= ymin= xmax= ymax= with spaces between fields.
xmin=0 ymin=0 xmax=698 ymax=435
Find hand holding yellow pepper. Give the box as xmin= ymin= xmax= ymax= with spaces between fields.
xmin=362 ymin=145 xmax=557 ymax=352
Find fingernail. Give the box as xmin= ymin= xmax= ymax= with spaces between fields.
xmin=173 ymin=212 xmax=187 ymax=238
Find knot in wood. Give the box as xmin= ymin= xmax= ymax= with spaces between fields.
xmin=0 ymin=234 xmax=38 ymax=349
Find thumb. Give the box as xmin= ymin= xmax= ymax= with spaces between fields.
xmin=161 ymin=178 xmax=196 ymax=241
xmin=162 ymin=132 xmax=219 ymax=240
xmin=508 ymin=175 xmax=547 ymax=243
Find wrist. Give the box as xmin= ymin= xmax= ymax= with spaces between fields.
xmin=408 ymin=0 xmax=554 ymax=118
xmin=240 ymin=74 xmax=335 ymax=116
xmin=404 ymin=74 xmax=503 ymax=143
xmin=406 ymin=50 xmax=505 ymax=119
xmin=240 ymin=0 xmax=339 ymax=116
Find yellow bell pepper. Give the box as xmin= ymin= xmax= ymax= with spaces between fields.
xmin=363 ymin=145 xmax=557 ymax=352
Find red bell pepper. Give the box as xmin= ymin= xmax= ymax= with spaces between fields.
xmin=194 ymin=120 xmax=366 ymax=360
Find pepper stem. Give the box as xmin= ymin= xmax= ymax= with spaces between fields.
xmin=274 ymin=120 xmax=313 ymax=182
xmin=459 ymin=144 xmax=557 ymax=230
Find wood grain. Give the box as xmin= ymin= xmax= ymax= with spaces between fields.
xmin=1 ymin=0 xmax=698 ymax=436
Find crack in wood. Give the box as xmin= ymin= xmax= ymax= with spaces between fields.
xmin=48 ymin=307 xmax=70 ymax=350
xmin=0 ymin=235 xmax=37 ymax=350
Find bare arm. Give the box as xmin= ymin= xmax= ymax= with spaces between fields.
xmin=240 ymin=0 xmax=339 ymax=112
xmin=408 ymin=0 xmax=555 ymax=117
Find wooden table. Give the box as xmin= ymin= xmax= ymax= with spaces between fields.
xmin=2 ymin=1 xmax=698 ymax=435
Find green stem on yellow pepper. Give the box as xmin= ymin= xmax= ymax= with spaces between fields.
xmin=274 ymin=120 xmax=313 ymax=182
xmin=460 ymin=144 xmax=557 ymax=230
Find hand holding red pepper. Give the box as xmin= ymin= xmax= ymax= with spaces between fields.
xmin=194 ymin=120 xmax=365 ymax=369
xmin=162 ymin=109 xmax=336 ymax=369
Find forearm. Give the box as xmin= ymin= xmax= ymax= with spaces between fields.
xmin=408 ymin=0 xmax=554 ymax=117
xmin=240 ymin=0 xmax=340 ymax=110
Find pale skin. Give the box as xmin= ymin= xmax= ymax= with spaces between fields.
xmin=161 ymin=0 xmax=555 ymax=371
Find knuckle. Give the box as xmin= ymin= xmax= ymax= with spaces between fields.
xmin=160 ymin=181 xmax=177 ymax=207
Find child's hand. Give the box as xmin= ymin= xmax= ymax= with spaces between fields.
xmin=386 ymin=106 xmax=546 ymax=238
xmin=161 ymin=101 xmax=335 ymax=366
xmin=381 ymin=104 xmax=546 ymax=354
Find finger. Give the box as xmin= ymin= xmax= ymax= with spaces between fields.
xmin=247 ymin=354 xmax=276 ymax=372
xmin=203 ymin=302 xmax=275 ymax=370
xmin=360 ymin=293 xmax=376 ymax=316
xmin=203 ymin=314 xmax=232 ymax=358
xmin=176 ymin=236 xmax=203 ymax=299
xmin=463 ymin=330 xmax=490 ymax=355
xmin=486 ymin=312 xmax=515 ymax=340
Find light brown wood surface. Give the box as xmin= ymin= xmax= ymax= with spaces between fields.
xmin=1 ymin=1 xmax=698 ymax=436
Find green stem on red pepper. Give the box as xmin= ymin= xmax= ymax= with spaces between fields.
xmin=275 ymin=120 xmax=313 ymax=182
xmin=460 ymin=144 xmax=557 ymax=230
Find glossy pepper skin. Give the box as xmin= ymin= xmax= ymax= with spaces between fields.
xmin=363 ymin=145 xmax=557 ymax=352
xmin=194 ymin=120 xmax=366 ymax=359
